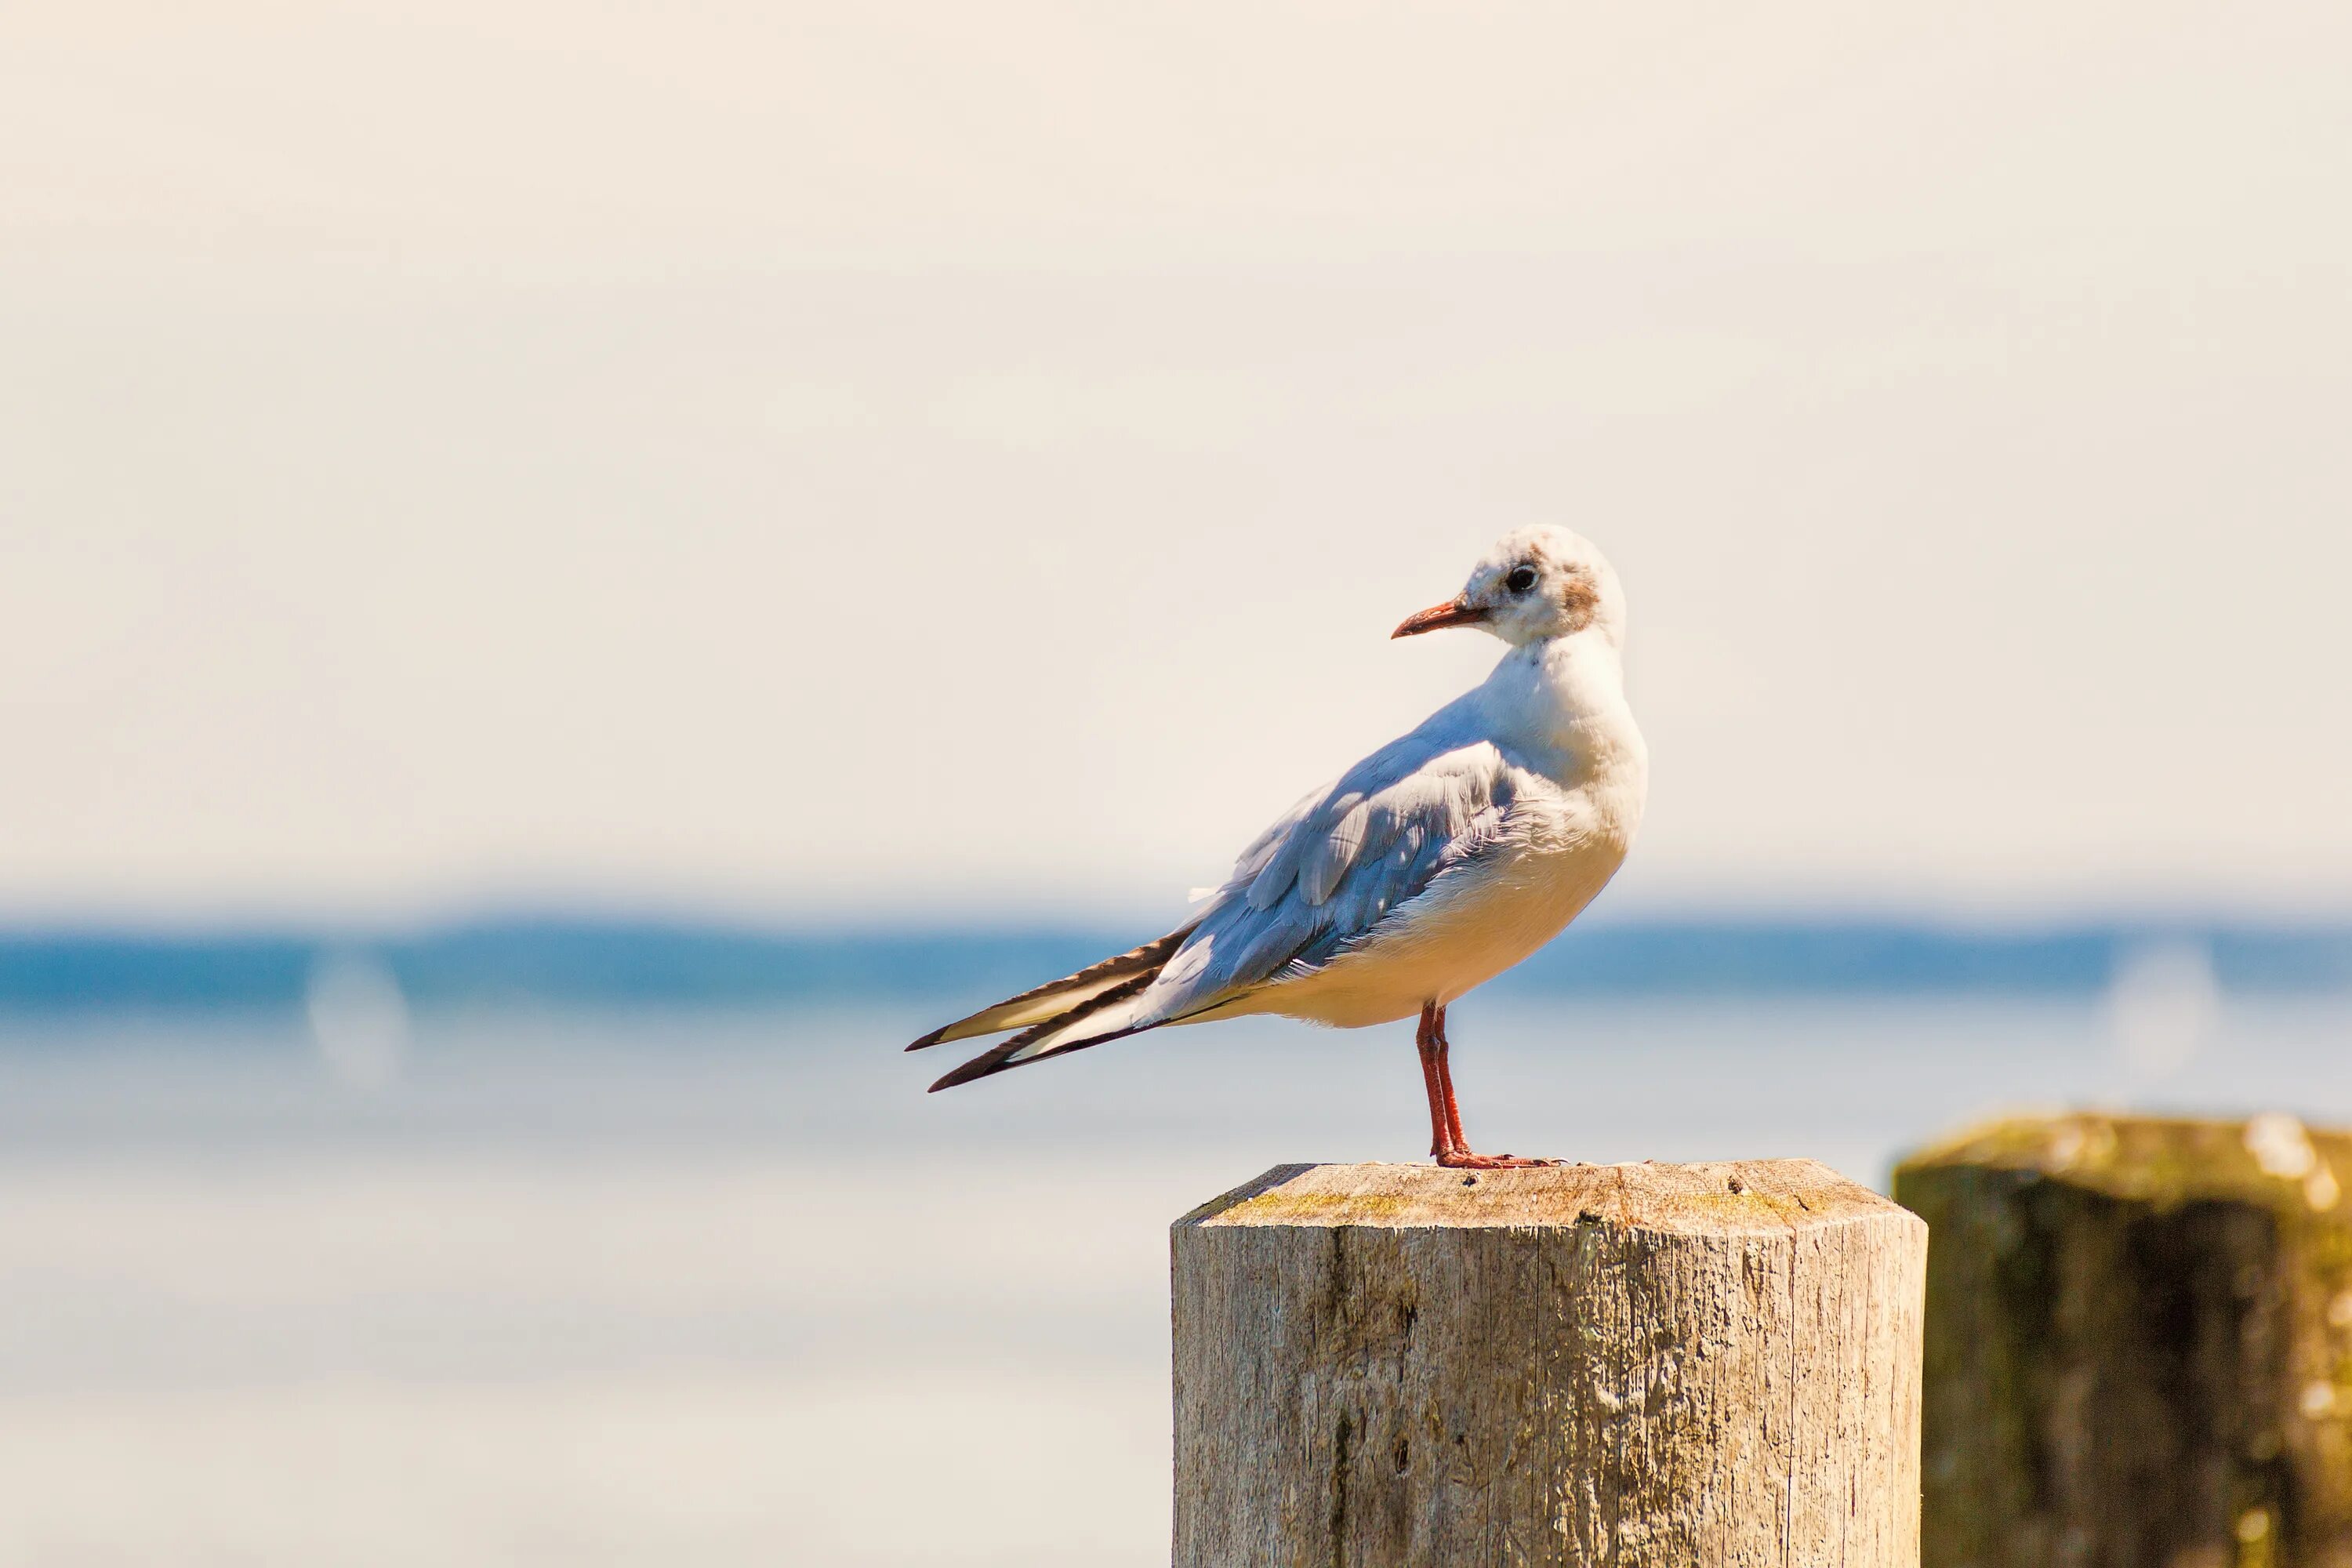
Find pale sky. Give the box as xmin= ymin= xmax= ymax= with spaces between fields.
xmin=3 ymin=2 xmax=2348 ymax=920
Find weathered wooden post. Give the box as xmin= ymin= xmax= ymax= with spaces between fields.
xmin=1172 ymin=1160 xmax=1928 ymax=1566
xmin=1895 ymin=1112 xmax=2352 ymax=1568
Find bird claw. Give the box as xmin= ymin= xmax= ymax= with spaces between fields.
xmin=1435 ymin=1151 xmax=1558 ymax=1170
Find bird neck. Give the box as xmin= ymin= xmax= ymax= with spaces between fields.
xmin=1481 ymin=633 xmax=1646 ymax=790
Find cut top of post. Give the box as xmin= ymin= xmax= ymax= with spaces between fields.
xmin=1899 ymin=1111 xmax=2352 ymax=1217
xmin=1176 ymin=1158 xmax=1904 ymax=1236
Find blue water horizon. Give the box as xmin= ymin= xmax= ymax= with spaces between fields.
xmin=0 ymin=909 xmax=2346 ymax=1013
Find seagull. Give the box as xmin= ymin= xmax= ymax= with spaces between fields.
xmin=909 ymin=526 xmax=1647 ymax=1168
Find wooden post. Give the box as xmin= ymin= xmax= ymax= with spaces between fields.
xmin=1172 ymin=1160 xmax=1927 ymax=1566
xmin=1894 ymin=1112 xmax=2352 ymax=1568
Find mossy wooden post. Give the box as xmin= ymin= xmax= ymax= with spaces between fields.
xmin=1895 ymin=1112 xmax=2352 ymax=1568
xmin=1171 ymin=1160 xmax=1928 ymax=1566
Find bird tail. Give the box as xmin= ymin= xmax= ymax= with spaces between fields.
xmin=907 ymin=928 xmax=1191 ymax=1092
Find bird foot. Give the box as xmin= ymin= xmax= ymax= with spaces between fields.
xmin=1435 ymin=1150 xmax=1557 ymax=1170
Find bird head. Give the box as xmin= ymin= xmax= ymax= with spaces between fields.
xmin=1391 ymin=526 xmax=1625 ymax=649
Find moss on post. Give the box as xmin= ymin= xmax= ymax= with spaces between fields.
xmin=1896 ymin=1112 xmax=2352 ymax=1568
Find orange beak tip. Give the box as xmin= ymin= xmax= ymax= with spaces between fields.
xmin=1391 ymin=599 xmax=1483 ymax=639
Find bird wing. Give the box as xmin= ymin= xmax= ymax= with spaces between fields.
xmin=970 ymin=721 xmax=1523 ymax=1080
xmin=1147 ymin=730 xmax=1520 ymax=1016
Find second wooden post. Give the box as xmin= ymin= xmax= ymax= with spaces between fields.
xmin=1173 ymin=1159 xmax=1927 ymax=1566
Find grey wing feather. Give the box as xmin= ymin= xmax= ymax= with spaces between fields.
xmin=1138 ymin=736 xmax=1519 ymax=1023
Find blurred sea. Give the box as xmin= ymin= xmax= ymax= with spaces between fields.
xmin=2 ymin=920 xmax=2348 ymax=1566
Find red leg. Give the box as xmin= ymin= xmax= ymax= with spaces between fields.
xmin=1414 ymin=1004 xmax=1450 ymax=1159
xmin=1424 ymin=1004 xmax=1555 ymax=1170
xmin=1431 ymin=1004 xmax=1468 ymax=1151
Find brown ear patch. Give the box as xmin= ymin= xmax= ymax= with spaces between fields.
xmin=1559 ymin=572 xmax=1602 ymax=631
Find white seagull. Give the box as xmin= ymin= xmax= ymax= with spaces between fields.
xmin=910 ymin=526 xmax=1647 ymax=1168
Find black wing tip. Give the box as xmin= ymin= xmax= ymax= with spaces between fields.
xmin=904 ymin=926 xmax=1191 ymax=1055
xmin=927 ymin=1041 xmax=1033 ymax=1091
xmin=927 ymin=1035 xmax=1040 ymax=1093
xmin=927 ymin=1017 xmax=1157 ymax=1094
xmin=926 ymin=1058 xmax=999 ymax=1092
xmin=920 ymin=951 xmax=1184 ymax=1091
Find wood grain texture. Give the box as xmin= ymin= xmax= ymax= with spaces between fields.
xmin=1896 ymin=1112 xmax=2352 ymax=1568
xmin=1172 ymin=1160 xmax=1926 ymax=1567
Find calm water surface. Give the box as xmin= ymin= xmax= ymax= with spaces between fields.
xmin=1 ymin=994 xmax=2344 ymax=1565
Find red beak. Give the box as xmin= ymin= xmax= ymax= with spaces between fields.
xmin=1391 ymin=598 xmax=1488 ymax=639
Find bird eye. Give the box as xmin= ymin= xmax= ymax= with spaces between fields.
xmin=1504 ymin=564 xmax=1538 ymax=593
